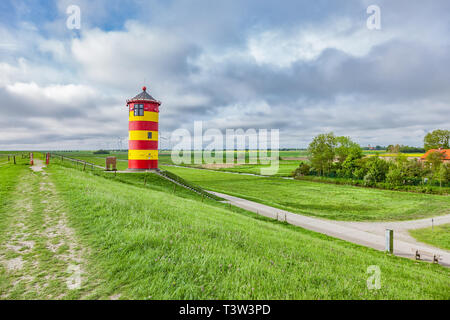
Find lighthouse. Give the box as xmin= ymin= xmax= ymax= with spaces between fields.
xmin=127 ymin=86 xmax=161 ymax=170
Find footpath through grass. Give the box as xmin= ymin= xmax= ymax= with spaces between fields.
xmin=47 ymin=164 xmax=449 ymax=299
xmin=163 ymin=166 xmax=450 ymax=221
xmin=0 ymin=159 xmax=94 ymax=299
xmin=409 ymin=224 xmax=450 ymax=251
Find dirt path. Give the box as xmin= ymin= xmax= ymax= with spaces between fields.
xmin=211 ymin=191 xmax=450 ymax=266
xmin=0 ymin=160 xmax=88 ymax=299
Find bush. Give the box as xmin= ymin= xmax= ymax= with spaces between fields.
xmin=365 ymin=157 xmax=389 ymax=182
xmin=292 ymin=162 xmax=311 ymax=177
xmin=353 ymin=167 xmax=366 ymax=180
xmin=386 ymin=168 xmax=405 ymax=186
xmin=363 ymin=172 xmax=376 ymax=186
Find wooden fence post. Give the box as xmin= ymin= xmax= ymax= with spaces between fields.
xmin=13 ymin=156 xmax=16 ymax=165
xmin=83 ymin=161 xmax=86 ymax=171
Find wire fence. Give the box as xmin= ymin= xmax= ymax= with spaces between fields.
xmin=0 ymin=153 xmax=29 ymax=166
xmin=50 ymin=153 xmax=106 ymax=172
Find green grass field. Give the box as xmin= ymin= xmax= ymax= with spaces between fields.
xmin=54 ymin=149 xmax=414 ymax=178
xmin=0 ymin=158 xmax=449 ymax=299
xmin=409 ymin=224 xmax=450 ymax=251
xmin=163 ymin=166 xmax=450 ymax=221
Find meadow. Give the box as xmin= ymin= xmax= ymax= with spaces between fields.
xmin=163 ymin=166 xmax=450 ymax=221
xmin=0 ymin=155 xmax=449 ymax=299
xmin=409 ymin=224 xmax=450 ymax=251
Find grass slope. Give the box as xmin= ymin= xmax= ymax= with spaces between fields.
xmin=409 ymin=224 xmax=450 ymax=251
xmin=162 ymin=166 xmax=450 ymax=221
xmin=47 ymin=164 xmax=449 ymax=299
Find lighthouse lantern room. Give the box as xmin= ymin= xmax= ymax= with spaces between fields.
xmin=127 ymin=86 xmax=161 ymax=170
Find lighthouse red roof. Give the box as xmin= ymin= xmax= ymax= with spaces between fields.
xmin=129 ymin=86 xmax=159 ymax=103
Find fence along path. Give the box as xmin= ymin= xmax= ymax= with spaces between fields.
xmin=51 ymin=153 xmax=104 ymax=171
xmin=51 ymin=153 xmax=218 ymax=201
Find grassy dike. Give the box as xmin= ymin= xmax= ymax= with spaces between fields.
xmin=164 ymin=166 xmax=450 ymax=221
xmin=47 ymin=164 xmax=449 ymax=299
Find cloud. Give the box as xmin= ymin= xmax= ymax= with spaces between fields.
xmin=0 ymin=0 xmax=449 ymax=150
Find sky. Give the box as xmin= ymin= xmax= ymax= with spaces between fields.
xmin=0 ymin=0 xmax=449 ymax=150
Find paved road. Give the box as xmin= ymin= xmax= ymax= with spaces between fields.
xmin=210 ymin=191 xmax=450 ymax=267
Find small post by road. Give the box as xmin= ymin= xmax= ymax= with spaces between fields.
xmin=385 ymin=229 xmax=394 ymax=254
xmin=13 ymin=156 xmax=16 ymax=165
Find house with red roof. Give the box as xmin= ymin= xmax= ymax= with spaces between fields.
xmin=420 ymin=148 xmax=450 ymax=163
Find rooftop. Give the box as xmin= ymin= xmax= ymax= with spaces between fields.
xmin=420 ymin=148 xmax=450 ymax=160
xmin=128 ymin=86 xmax=159 ymax=103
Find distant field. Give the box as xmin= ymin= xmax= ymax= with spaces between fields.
xmin=368 ymin=153 xmax=424 ymax=158
xmin=409 ymin=224 xmax=450 ymax=251
xmin=54 ymin=150 xmax=303 ymax=176
xmin=163 ymin=166 xmax=450 ymax=221
xmin=47 ymin=149 xmax=426 ymax=178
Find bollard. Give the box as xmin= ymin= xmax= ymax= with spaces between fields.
xmin=46 ymin=153 xmax=50 ymax=165
xmin=30 ymin=152 xmax=34 ymax=166
xmin=385 ymin=229 xmax=394 ymax=253
xmin=13 ymin=156 xmax=16 ymax=164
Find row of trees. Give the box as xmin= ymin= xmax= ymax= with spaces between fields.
xmin=295 ymin=132 xmax=449 ymax=189
xmin=386 ymin=144 xmax=425 ymax=153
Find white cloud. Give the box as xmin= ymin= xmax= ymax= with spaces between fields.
xmin=6 ymin=82 xmax=97 ymax=106
xmin=247 ymin=19 xmax=395 ymax=67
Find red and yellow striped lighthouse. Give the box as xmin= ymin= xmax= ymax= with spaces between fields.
xmin=127 ymin=86 xmax=161 ymax=170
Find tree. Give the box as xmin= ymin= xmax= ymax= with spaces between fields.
xmin=426 ymin=151 xmax=444 ymax=172
xmin=387 ymin=144 xmax=400 ymax=153
xmin=335 ymin=136 xmax=362 ymax=163
xmin=307 ymin=133 xmax=336 ymax=176
xmin=437 ymin=164 xmax=448 ymax=188
xmin=365 ymin=156 xmax=389 ymax=183
xmin=424 ymin=129 xmax=450 ymax=151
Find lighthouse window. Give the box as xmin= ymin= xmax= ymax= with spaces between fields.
xmin=134 ymin=104 xmax=144 ymax=116
xmin=148 ymin=132 xmax=152 ymax=139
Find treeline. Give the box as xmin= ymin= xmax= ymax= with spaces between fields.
xmin=386 ymin=145 xmax=425 ymax=153
xmin=293 ymin=131 xmax=450 ymax=193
